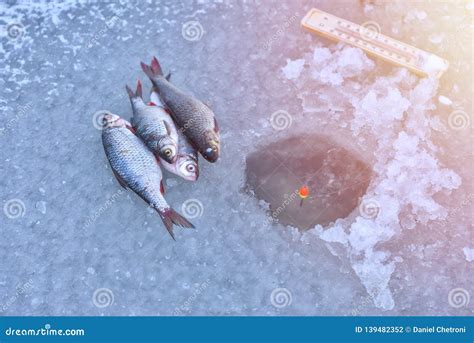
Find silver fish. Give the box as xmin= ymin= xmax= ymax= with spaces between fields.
xmin=150 ymin=89 xmax=199 ymax=181
xmin=101 ymin=113 xmax=194 ymax=239
xmin=141 ymin=56 xmax=220 ymax=163
xmin=126 ymin=80 xmax=178 ymax=164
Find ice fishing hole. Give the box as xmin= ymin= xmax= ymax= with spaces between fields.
xmin=245 ymin=135 xmax=372 ymax=229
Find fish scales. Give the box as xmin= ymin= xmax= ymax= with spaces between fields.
xmin=102 ymin=126 xmax=168 ymax=210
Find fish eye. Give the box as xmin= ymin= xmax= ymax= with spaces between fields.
xmin=186 ymin=164 xmax=195 ymax=172
xmin=164 ymin=149 xmax=172 ymax=156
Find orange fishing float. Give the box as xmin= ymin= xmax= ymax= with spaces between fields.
xmin=298 ymin=186 xmax=309 ymax=206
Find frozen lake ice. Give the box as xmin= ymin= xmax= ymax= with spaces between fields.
xmin=0 ymin=0 xmax=472 ymax=315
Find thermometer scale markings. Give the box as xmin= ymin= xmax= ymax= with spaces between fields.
xmin=301 ymin=8 xmax=449 ymax=78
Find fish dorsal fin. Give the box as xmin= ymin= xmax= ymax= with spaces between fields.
xmin=213 ymin=117 xmax=219 ymax=133
xmin=165 ymin=72 xmax=171 ymax=81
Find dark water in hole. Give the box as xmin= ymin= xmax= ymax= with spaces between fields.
xmin=245 ymin=135 xmax=372 ymax=229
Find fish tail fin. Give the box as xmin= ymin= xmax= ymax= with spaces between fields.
xmin=141 ymin=56 xmax=164 ymax=82
xmin=126 ymin=80 xmax=145 ymax=112
xmin=125 ymin=80 xmax=143 ymax=100
xmin=136 ymin=79 xmax=143 ymax=98
xmin=125 ymin=84 xmax=134 ymax=98
xmin=156 ymin=207 xmax=195 ymax=240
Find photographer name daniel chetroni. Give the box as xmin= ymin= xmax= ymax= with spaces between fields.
xmin=411 ymin=326 xmax=467 ymax=334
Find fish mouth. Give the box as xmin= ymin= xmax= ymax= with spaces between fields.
xmin=184 ymin=174 xmax=198 ymax=182
xmin=203 ymin=148 xmax=219 ymax=163
xmin=102 ymin=113 xmax=126 ymax=128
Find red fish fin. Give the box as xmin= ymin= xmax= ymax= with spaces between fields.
xmin=151 ymin=56 xmax=163 ymax=76
xmin=213 ymin=117 xmax=220 ymax=133
xmin=141 ymin=57 xmax=164 ymax=81
xmin=136 ymin=80 xmax=142 ymax=98
xmin=125 ymin=85 xmax=134 ymax=99
xmin=160 ymin=180 xmax=165 ymax=194
xmin=111 ymin=168 xmax=127 ymax=189
xmin=125 ymin=124 xmax=136 ymax=134
xmin=156 ymin=207 xmax=195 ymax=239
xmin=147 ymin=101 xmax=156 ymax=106
xmin=126 ymin=82 xmax=143 ymax=100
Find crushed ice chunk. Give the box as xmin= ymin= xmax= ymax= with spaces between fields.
xmin=463 ymin=247 xmax=474 ymax=262
xmin=35 ymin=201 xmax=46 ymax=214
xmin=404 ymin=9 xmax=427 ymax=22
xmin=281 ymin=58 xmax=305 ymax=80
xmin=429 ymin=33 xmax=444 ymax=44
xmin=438 ymin=95 xmax=452 ymax=106
xmin=312 ymin=47 xmax=332 ymax=64
xmin=310 ymin=46 xmax=374 ymax=86
xmin=351 ymin=87 xmax=410 ymax=133
xmin=319 ymin=224 xmax=348 ymax=245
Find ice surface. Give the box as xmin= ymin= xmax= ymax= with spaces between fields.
xmin=1 ymin=0 xmax=472 ymax=316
